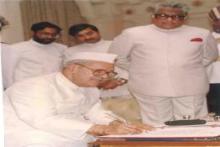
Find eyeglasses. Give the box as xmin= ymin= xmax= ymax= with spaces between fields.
xmin=154 ymin=13 xmax=186 ymax=21
xmin=75 ymin=63 xmax=118 ymax=78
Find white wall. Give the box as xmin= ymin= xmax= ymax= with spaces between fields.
xmin=0 ymin=0 xmax=24 ymax=44
xmin=0 ymin=0 xmax=219 ymax=43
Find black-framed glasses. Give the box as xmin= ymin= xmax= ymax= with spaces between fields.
xmin=154 ymin=13 xmax=186 ymax=20
xmin=75 ymin=63 xmax=118 ymax=78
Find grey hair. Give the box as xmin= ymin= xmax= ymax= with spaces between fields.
xmin=154 ymin=2 xmax=190 ymax=16
xmin=0 ymin=16 xmax=9 ymax=30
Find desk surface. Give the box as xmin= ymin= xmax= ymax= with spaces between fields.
xmin=89 ymin=140 xmax=220 ymax=147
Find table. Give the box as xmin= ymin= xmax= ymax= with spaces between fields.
xmin=89 ymin=140 xmax=220 ymax=147
xmin=89 ymin=120 xmax=220 ymax=147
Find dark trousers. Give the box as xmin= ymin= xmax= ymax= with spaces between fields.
xmin=207 ymin=84 xmax=220 ymax=115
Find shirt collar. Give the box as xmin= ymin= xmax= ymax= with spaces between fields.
xmin=81 ymin=39 xmax=104 ymax=46
xmin=151 ymin=24 xmax=186 ymax=32
xmin=29 ymin=39 xmax=55 ymax=47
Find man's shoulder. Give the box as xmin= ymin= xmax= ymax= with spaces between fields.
xmin=183 ymin=25 xmax=210 ymax=34
xmin=122 ymin=25 xmax=152 ymax=34
xmin=101 ymin=40 xmax=112 ymax=43
xmin=52 ymin=42 xmax=68 ymax=49
xmin=4 ymin=74 xmax=60 ymax=101
xmin=11 ymin=40 xmax=30 ymax=48
xmin=6 ymin=73 xmax=57 ymax=92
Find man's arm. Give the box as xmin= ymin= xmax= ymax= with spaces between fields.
xmin=203 ymin=33 xmax=218 ymax=66
xmin=87 ymin=120 xmax=153 ymax=136
xmin=84 ymin=100 xmax=153 ymax=136
xmin=108 ymin=30 xmax=133 ymax=70
xmin=6 ymin=83 xmax=93 ymax=140
xmin=2 ymin=44 xmax=20 ymax=89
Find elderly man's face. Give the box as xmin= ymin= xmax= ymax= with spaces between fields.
xmin=74 ymin=28 xmax=101 ymax=44
xmin=32 ymin=27 xmax=60 ymax=44
xmin=72 ymin=61 xmax=115 ymax=87
xmin=152 ymin=7 xmax=186 ymax=30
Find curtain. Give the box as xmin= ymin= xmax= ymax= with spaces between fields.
xmin=20 ymin=0 xmax=86 ymax=46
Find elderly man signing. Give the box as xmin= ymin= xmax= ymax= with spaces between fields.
xmin=4 ymin=52 xmax=153 ymax=147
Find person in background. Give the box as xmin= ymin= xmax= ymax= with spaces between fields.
xmin=6 ymin=21 xmax=67 ymax=88
xmin=0 ymin=16 xmax=13 ymax=89
xmin=206 ymin=6 xmax=220 ymax=115
xmin=4 ymin=52 xmax=153 ymax=147
xmin=109 ymin=2 xmax=218 ymax=125
xmin=0 ymin=15 xmax=9 ymax=147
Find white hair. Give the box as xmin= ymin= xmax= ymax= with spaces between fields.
xmin=154 ymin=2 xmax=190 ymax=16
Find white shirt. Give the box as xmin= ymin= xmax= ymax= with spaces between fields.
xmin=4 ymin=72 xmax=115 ymax=147
xmin=0 ymin=43 xmax=4 ymax=147
xmin=109 ymin=25 xmax=218 ymax=97
xmin=207 ymin=32 xmax=220 ymax=83
xmin=9 ymin=39 xmax=67 ymax=86
xmin=65 ymin=39 xmax=111 ymax=56
xmin=1 ymin=43 xmax=16 ymax=89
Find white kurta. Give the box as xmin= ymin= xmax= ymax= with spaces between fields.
xmin=65 ymin=39 xmax=111 ymax=56
xmin=1 ymin=43 xmax=16 ymax=89
xmin=109 ymin=24 xmax=218 ymax=97
xmin=207 ymin=32 xmax=220 ymax=83
xmin=64 ymin=40 xmax=130 ymax=98
xmin=4 ymin=72 xmax=115 ymax=147
xmin=8 ymin=39 xmax=67 ymax=87
xmin=0 ymin=43 xmax=4 ymax=147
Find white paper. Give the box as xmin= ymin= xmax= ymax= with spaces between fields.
xmin=100 ymin=122 xmax=220 ymax=138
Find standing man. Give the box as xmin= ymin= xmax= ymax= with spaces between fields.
xmin=109 ymin=2 xmax=218 ymax=125
xmin=0 ymin=16 xmax=13 ymax=89
xmin=7 ymin=21 xmax=67 ymax=88
xmin=4 ymin=52 xmax=152 ymax=147
xmin=207 ymin=6 xmax=220 ymax=115
xmin=0 ymin=15 xmax=10 ymax=147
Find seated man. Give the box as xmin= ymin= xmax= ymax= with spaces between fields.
xmin=66 ymin=24 xmax=141 ymax=122
xmin=4 ymin=52 xmax=153 ymax=147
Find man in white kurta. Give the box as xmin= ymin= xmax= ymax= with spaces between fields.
xmin=0 ymin=15 xmax=8 ymax=147
xmin=206 ymin=6 xmax=220 ymax=115
xmin=4 ymin=52 xmax=152 ymax=147
xmin=1 ymin=43 xmax=16 ymax=89
xmin=6 ymin=22 xmax=67 ymax=88
xmin=109 ymin=2 xmax=218 ymax=125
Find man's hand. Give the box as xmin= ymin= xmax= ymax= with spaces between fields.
xmin=87 ymin=121 xmax=154 ymax=136
xmin=105 ymin=121 xmax=154 ymax=135
xmin=98 ymin=78 xmax=127 ymax=90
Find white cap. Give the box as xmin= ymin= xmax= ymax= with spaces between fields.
xmin=64 ymin=52 xmax=118 ymax=64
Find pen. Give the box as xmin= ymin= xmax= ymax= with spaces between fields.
xmin=105 ymin=113 xmax=128 ymax=124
